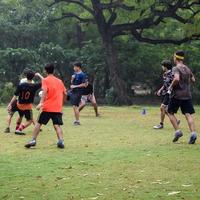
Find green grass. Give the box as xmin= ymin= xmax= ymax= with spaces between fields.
xmin=0 ymin=106 xmax=200 ymax=200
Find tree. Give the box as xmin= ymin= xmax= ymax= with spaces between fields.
xmin=49 ymin=0 xmax=200 ymax=104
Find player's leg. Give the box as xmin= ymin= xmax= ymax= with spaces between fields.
xmin=15 ymin=110 xmax=33 ymax=135
xmin=90 ymin=94 xmax=100 ymax=117
xmin=71 ymin=92 xmax=82 ymax=125
xmin=168 ymin=98 xmax=183 ymax=142
xmin=153 ymin=104 xmax=165 ymax=129
xmin=79 ymin=96 xmax=87 ymax=112
xmin=25 ymin=112 xmax=49 ymax=148
xmin=154 ymin=94 xmax=169 ymax=129
xmin=185 ymin=113 xmax=195 ymax=132
xmin=54 ymin=125 xmax=64 ymax=148
xmin=32 ymin=118 xmax=42 ymax=132
xmin=16 ymin=116 xmax=22 ymax=131
xmin=51 ymin=113 xmax=64 ymax=148
xmin=181 ymin=100 xmax=197 ymax=144
xmin=73 ymin=106 xmax=80 ymax=125
xmin=25 ymin=122 xmax=42 ymax=148
xmin=5 ymin=104 xmax=18 ymax=133
xmin=5 ymin=113 xmax=13 ymax=133
xmin=168 ymin=113 xmax=179 ymax=130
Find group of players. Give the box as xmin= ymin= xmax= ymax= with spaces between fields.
xmin=4 ymin=50 xmax=198 ymax=149
xmin=5 ymin=62 xmax=100 ymax=149
xmin=153 ymin=50 xmax=197 ymax=144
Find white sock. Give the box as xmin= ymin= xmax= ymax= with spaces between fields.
xmin=191 ymin=132 xmax=197 ymax=136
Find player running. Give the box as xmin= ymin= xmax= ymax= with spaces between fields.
xmin=5 ymin=99 xmax=22 ymax=133
xmin=25 ymin=64 xmax=67 ymax=149
xmin=168 ymin=50 xmax=197 ymax=144
xmin=79 ymin=82 xmax=100 ymax=117
xmin=70 ymin=62 xmax=87 ymax=125
xmin=8 ymin=70 xmax=43 ymax=135
xmin=5 ymin=70 xmax=37 ymax=133
xmin=153 ymin=60 xmax=179 ymax=129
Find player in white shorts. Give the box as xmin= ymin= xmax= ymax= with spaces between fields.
xmin=79 ymin=83 xmax=100 ymax=117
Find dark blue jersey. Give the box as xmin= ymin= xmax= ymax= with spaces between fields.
xmin=72 ymin=72 xmax=87 ymax=93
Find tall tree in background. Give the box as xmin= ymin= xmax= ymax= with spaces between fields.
xmin=41 ymin=1 xmax=200 ymax=103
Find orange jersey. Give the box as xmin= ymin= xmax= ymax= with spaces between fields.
xmin=42 ymin=75 xmax=66 ymax=113
xmin=17 ymin=103 xmax=32 ymax=111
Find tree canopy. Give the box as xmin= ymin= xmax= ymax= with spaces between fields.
xmin=0 ymin=0 xmax=200 ymax=104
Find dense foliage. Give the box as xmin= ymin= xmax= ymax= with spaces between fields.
xmin=0 ymin=0 xmax=199 ymax=104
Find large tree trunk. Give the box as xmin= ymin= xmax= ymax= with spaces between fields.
xmin=103 ymin=37 xmax=132 ymax=105
xmin=76 ymin=24 xmax=85 ymax=49
xmin=91 ymin=0 xmax=132 ymax=105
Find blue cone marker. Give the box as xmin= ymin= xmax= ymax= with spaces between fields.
xmin=142 ymin=108 xmax=147 ymax=115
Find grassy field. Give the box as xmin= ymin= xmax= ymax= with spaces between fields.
xmin=0 ymin=106 xmax=200 ymax=200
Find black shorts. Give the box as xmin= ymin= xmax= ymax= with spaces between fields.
xmin=161 ymin=94 xmax=170 ymax=106
xmin=38 ymin=112 xmax=63 ymax=125
xmin=18 ymin=109 xmax=33 ymax=121
xmin=168 ymin=98 xmax=195 ymax=115
xmin=70 ymin=92 xmax=82 ymax=106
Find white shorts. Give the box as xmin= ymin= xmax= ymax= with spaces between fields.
xmin=81 ymin=94 xmax=96 ymax=104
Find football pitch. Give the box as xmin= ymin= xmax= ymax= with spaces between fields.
xmin=0 ymin=106 xmax=200 ymax=200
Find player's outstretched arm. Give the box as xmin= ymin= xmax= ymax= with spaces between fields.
xmin=168 ymin=73 xmax=180 ymax=94
xmin=35 ymin=73 xmax=44 ymax=80
xmin=63 ymin=91 xmax=67 ymax=103
xmin=36 ymin=89 xmax=47 ymax=110
xmin=70 ymin=82 xmax=87 ymax=89
xmin=156 ymin=86 xmax=164 ymax=96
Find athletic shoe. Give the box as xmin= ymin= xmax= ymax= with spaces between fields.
xmin=15 ymin=130 xmax=26 ymax=135
xmin=96 ymin=113 xmax=101 ymax=117
xmin=57 ymin=140 xmax=65 ymax=149
xmin=25 ymin=140 xmax=36 ymax=148
xmin=73 ymin=121 xmax=81 ymax=126
xmin=173 ymin=131 xmax=183 ymax=143
xmin=153 ymin=124 xmax=164 ymax=129
xmin=188 ymin=134 xmax=197 ymax=144
xmin=4 ymin=127 xmax=10 ymax=133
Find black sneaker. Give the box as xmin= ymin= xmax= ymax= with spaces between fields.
xmin=153 ymin=124 xmax=164 ymax=129
xmin=188 ymin=134 xmax=197 ymax=144
xmin=4 ymin=127 xmax=10 ymax=133
xmin=57 ymin=141 xmax=65 ymax=149
xmin=173 ymin=131 xmax=183 ymax=143
xmin=73 ymin=121 xmax=81 ymax=126
xmin=25 ymin=140 xmax=36 ymax=148
xmin=15 ymin=130 xmax=26 ymax=135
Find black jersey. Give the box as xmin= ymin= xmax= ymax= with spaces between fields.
xmin=82 ymin=84 xmax=93 ymax=95
xmin=14 ymin=82 xmax=41 ymax=104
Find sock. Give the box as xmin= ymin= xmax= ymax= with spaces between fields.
xmin=191 ymin=132 xmax=197 ymax=136
xmin=175 ymin=129 xmax=181 ymax=133
xmin=16 ymin=123 xmax=20 ymax=130
xmin=18 ymin=124 xmax=25 ymax=131
xmin=58 ymin=139 xmax=64 ymax=143
xmin=160 ymin=122 xmax=163 ymax=125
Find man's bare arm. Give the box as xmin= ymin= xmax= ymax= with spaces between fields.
xmin=168 ymin=73 xmax=180 ymax=92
